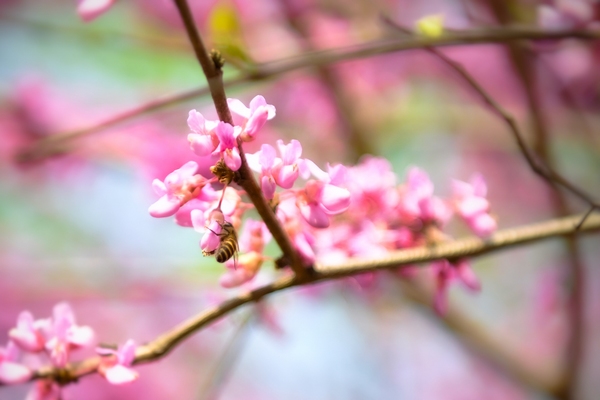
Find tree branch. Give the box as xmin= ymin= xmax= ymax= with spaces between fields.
xmin=27 ymin=212 xmax=600 ymax=388
xmin=170 ymin=0 xmax=308 ymax=279
xmin=17 ymin=26 xmax=600 ymax=162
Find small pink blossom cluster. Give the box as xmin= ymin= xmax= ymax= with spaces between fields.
xmin=309 ymin=158 xmax=497 ymax=314
xmin=538 ymin=0 xmax=599 ymax=29
xmin=148 ymin=95 xmax=497 ymax=313
xmin=1 ymin=303 xmax=137 ymax=398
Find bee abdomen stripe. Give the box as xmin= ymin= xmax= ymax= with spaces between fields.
xmin=216 ymin=241 xmax=236 ymax=262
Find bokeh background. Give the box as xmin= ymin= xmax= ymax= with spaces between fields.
xmin=1 ymin=0 xmax=600 ymax=399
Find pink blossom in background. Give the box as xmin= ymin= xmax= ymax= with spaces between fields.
xmin=97 ymin=340 xmax=139 ymax=385
xmin=452 ymin=173 xmax=497 ymax=238
xmin=432 ymin=259 xmax=481 ymax=316
xmin=399 ymin=167 xmax=451 ymax=226
xmin=219 ymin=251 xmax=264 ymax=288
xmin=77 ymin=0 xmax=116 ymax=22
xmin=45 ymin=303 xmax=95 ymax=367
xmin=26 ymin=379 xmax=62 ymax=400
xmin=0 ymin=342 xmax=32 ymax=384
xmin=8 ymin=311 xmax=46 ymax=353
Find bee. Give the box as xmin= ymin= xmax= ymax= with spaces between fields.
xmin=210 ymin=159 xmax=236 ymax=186
xmin=204 ymin=221 xmax=239 ymax=267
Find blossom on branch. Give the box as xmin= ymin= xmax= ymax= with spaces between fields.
xmin=452 ymin=173 xmax=497 ymax=238
xmin=432 ymin=259 xmax=481 ymax=316
xmin=9 ymin=311 xmax=46 ymax=353
xmin=228 ymin=95 xmax=276 ymax=142
xmin=215 ymin=122 xmax=242 ymax=171
xmin=97 ymin=340 xmax=139 ymax=385
xmin=45 ymin=303 xmax=95 ymax=367
xmin=26 ymin=380 xmax=61 ymax=400
xmin=0 ymin=342 xmax=32 ymax=384
xmin=76 ymin=0 xmax=116 ymax=22
xmin=148 ymin=161 xmax=212 ymax=218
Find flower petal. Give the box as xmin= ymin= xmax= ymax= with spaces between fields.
xmin=227 ymin=98 xmax=251 ymax=119
xmin=319 ymin=184 xmax=350 ymax=214
xmin=68 ymin=325 xmax=95 ymax=348
xmin=105 ymin=364 xmax=139 ymax=385
xmin=187 ymin=109 xmax=206 ymax=134
xmin=275 ymin=164 xmax=299 ymax=189
xmin=189 ymin=133 xmax=216 ymax=156
xmin=0 ymin=361 xmax=32 ymax=384
xmin=261 ymin=175 xmax=276 ymax=200
xmin=77 ymin=0 xmax=116 ymax=22
xmin=299 ymin=203 xmax=330 ymax=228
xmin=224 ymin=148 xmax=242 ymax=171
xmin=148 ymin=195 xmax=181 ymax=218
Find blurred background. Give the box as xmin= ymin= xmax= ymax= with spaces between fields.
xmin=1 ymin=0 xmax=600 ymax=399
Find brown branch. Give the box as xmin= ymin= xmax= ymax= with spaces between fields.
xmin=484 ymin=3 xmax=588 ymax=397
xmin=17 ymin=26 xmax=600 ymax=162
xmin=507 ymin=35 xmax=585 ymax=400
xmin=27 ymin=212 xmax=600 ymax=387
xmin=171 ymin=0 xmax=308 ymax=279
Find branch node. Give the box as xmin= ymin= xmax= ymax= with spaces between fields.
xmin=210 ymin=49 xmax=226 ymax=70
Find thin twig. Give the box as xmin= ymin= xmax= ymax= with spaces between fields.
xmin=382 ymin=18 xmax=599 ymax=210
xmin=17 ymin=26 xmax=600 ymax=162
xmin=575 ymin=205 xmax=597 ymax=230
xmin=171 ymin=0 xmax=308 ymax=279
xmin=26 ymin=212 xmax=600 ymax=386
xmin=491 ymin=9 xmax=586 ymax=397
xmin=380 ymin=23 xmax=594 ymax=394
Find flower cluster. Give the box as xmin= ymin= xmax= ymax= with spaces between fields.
xmin=149 ymin=95 xmax=352 ymax=287
xmin=1 ymin=303 xmax=137 ymax=398
xmin=149 ymin=94 xmax=497 ymax=313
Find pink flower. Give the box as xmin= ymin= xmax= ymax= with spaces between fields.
xmin=452 ymin=173 xmax=497 ymax=238
xmin=215 ymin=122 xmax=242 ymax=171
xmin=45 ymin=303 xmax=95 ymax=367
xmin=0 ymin=341 xmax=32 ymax=384
xmin=149 ymin=161 xmax=210 ymax=218
xmin=296 ymin=179 xmax=351 ymax=228
xmin=26 ymin=380 xmax=62 ymax=400
xmin=400 ymin=167 xmax=451 ymax=225
xmin=247 ymin=144 xmax=278 ymax=199
xmin=8 ymin=311 xmax=46 ymax=352
xmin=219 ymin=252 xmax=264 ymax=288
xmin=187 ymin=110 xmax=219 ymax=157
xmin=431 ymin=259 xmax=480 ymax=316
xmin=77 ymin=0 xmax=116 ymax=22
xmin=198 ymin=218 xmax=223 ymax=255
xmin=247 ymin=140 xmax=308 ymax=198
xmin=97 ymin=339 xmax=139 ymax=385
xmin=228 ymin=95 xmax=276 ymax=141
xmin=276 ymin=198 xmax=317 ymax=264
xmin=271 ymin=140 xmax=306 ymax=189
xmin=238 ymin=219 xmax=271 ymax=253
